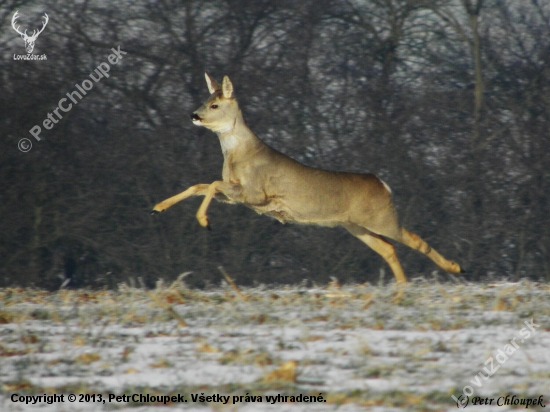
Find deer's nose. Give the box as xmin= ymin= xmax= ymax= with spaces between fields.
xmin=191 ymin=113 xmax=201 ymax=121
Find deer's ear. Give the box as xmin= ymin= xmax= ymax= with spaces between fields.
xmin=222 ymin=75 xmax=234 ymax=99
xmin=204 ymin=72 xmax=220 ymax=94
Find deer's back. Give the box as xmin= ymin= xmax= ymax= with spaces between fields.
xmin=240 ymin=145 xmax=395 ymax=229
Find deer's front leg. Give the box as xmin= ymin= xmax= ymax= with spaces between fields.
xmin=196 ymin=181 xmax=242 ymax=228
xmin=151 ymin=184 xmax=210 ymax=214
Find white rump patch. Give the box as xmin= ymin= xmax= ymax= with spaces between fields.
xmin=380 ymin=178 xmax=392 ymax=194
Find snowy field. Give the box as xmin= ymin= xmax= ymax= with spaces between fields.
xmin=0 ymin=279 xmax=549 ymax=411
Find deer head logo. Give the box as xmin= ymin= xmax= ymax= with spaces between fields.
xmin=12 ymin=10 xmax=49 ymax=54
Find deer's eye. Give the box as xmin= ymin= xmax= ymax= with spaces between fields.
xmin=211 ymin=104 xmax=218 ymax=109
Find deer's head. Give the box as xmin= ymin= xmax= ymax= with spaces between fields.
xmin=191 ymin=73 xmax=241 ymax=134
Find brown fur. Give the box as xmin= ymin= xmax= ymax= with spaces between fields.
xmin=152 ymin=73 xmax=463 ymax=283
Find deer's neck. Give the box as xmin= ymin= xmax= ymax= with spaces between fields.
xmin=217 ymin=111 xmax=265 ymax=158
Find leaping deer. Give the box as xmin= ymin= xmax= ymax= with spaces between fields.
xmin=12 ymin=10 xmax=49 ymax=54
xmin=152 ymin=73 xmax=465 ymax=285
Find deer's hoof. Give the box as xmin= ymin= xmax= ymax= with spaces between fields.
xmin=197 ymin=214 xmax=210 ymax=229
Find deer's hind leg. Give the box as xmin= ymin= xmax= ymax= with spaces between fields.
xmin=345 ymin=225 xmax=407 ymax=284
xmin=397 ymin=228 xmax=463 ymax=274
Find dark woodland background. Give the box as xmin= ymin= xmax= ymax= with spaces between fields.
xmin=1 ymin=0 xmax=549 ymax=289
